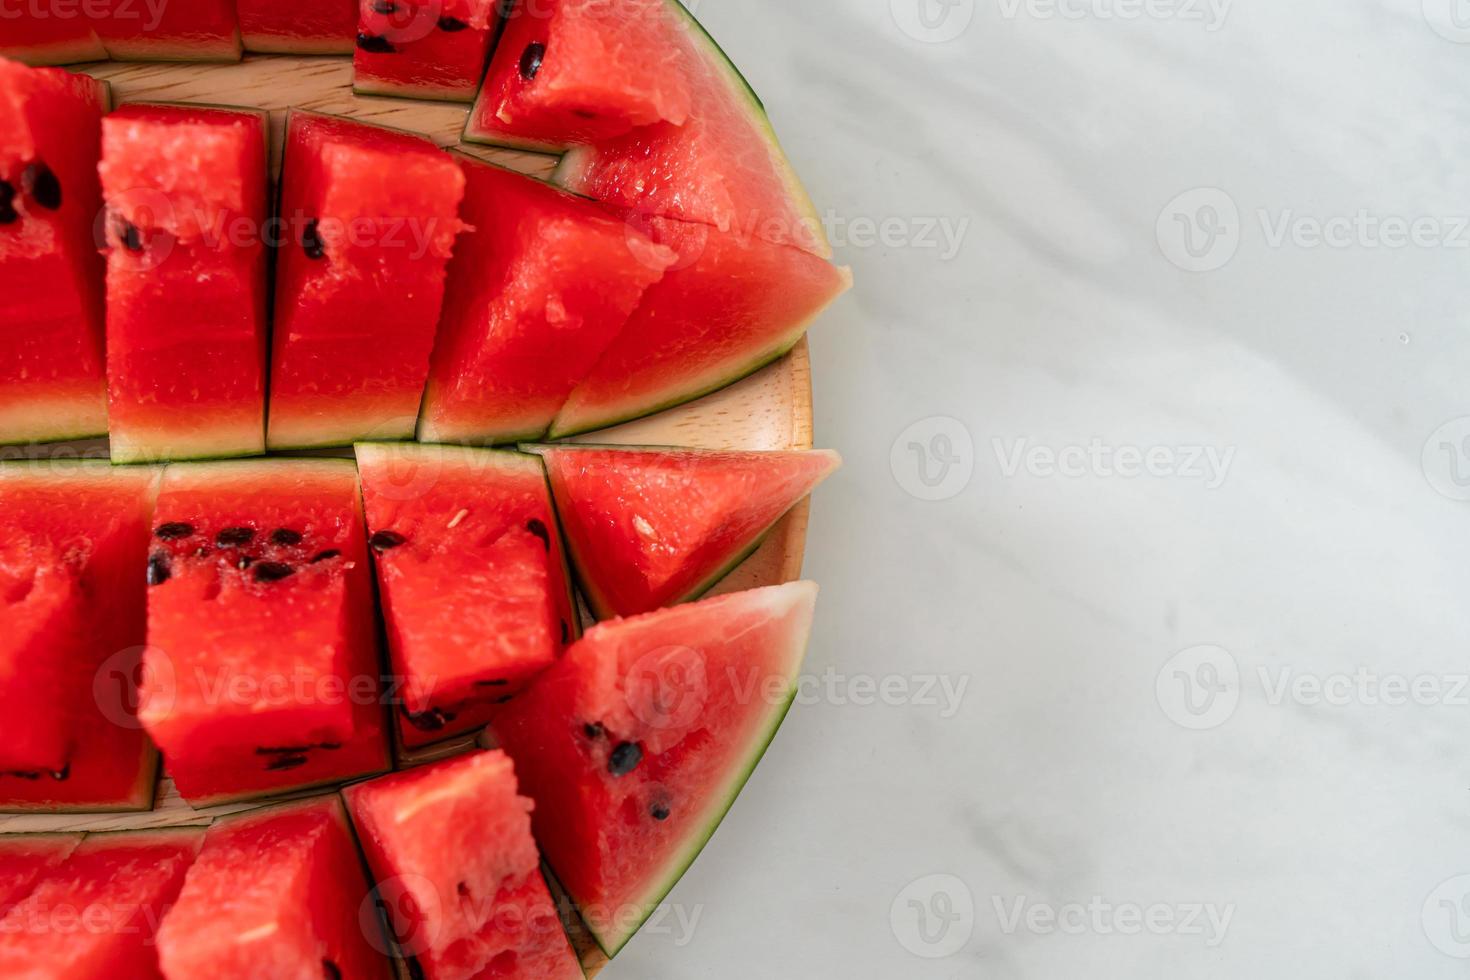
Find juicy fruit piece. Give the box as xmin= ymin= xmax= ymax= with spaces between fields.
xmin=238 ymin=0 xmax=357 ymax=53
xmin=0 ymin=462 xmax=160 ymax=813
xmin=354 ymin=0 xmax=501 ymax=103
xmin=269 ymin=111 xmax=465 ymax=449
xmin=157 ymin=796 xmax=394 ymax=980
xmin=418 ymin=157 xmax=674 ymax=445
xmin=90 ymin=0 xmax=242 ymax=61
xmin=0 ymin=828 xmax=203 ymax=979
xmin=465 ymin=0 xmax=693 ymax=151
xmin=100 ymin=104 xmax=270 ymax=463
xmin=139 ymin=459 xmax=390 ymax=806
xmin=553 ymin=0 xmax=831 ymax=258
xmin=343 ymin=750 xmax=584 ymax=980
xmin=538 ymin=446 xmax=841 ymax=619
xmin=0 ymin=20 xmax=106 ymax=66
xmin=0 ymin=834 xmax=82 ymax=908
xmin=356 ymin=442 xmax=577 ymax=749
xmin=492 ymin=581 xmax=819 ymax=955
xmin=0 ymin=59 xmax=109 ymax=444
xmin=549 ymin=214 xmax=851 ymax=437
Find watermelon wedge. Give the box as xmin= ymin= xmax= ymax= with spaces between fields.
xmin=354 ymin=0 xmax=501 ymax=103
xmin=100 ymin=103 xmax=270 ymax=464
xmin=157 ymin=795 xmax=394 ymax=980
xmin=491 ymin=581 xmax=819 ymax=956
xmin=418 ymin=156 xmax=674 ymax=446
xmin=0 ymin=18 xmax=106 ymax=66
xmin=268 ymin=111 xmax=466 ymax=449
xmin=0 ymin=59 xmax=109 ymax=445
xmin=139 ymin=459 xmax=390 ymax=806
xmin=534 ymin=446 xmax=841 ymax=619
xmin=464 ymin=0 xmax=693 ymax=151
xmin=548 ymin=214 xmax=850 ymax=438
xmin=0 ymin=461 xmax=161 ymax=813
xmin=0 ymin=828 xmax=203 ymax=979
xmin=343 ymin=750 xmax=585 ymax=980
xmin=90 ymin=0 xmax=242 ymax=62
xmin=0 ymin=834 xmax=82 ymax=909
xmin=238 ymin=0 xmax=357 ymax=53
xmin=356 ymin=442 xmax=577 ymax=749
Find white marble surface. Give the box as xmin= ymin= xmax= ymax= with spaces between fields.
xmin=610 ymin=1 xmax=1470 ymax=976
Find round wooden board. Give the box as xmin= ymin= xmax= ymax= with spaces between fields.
xmin=0 ymin=54 xmax=819 ymax=978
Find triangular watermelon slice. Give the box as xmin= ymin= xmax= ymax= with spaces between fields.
xmin=491 ymin=581 xmax=819 ymax=956
xmin=534 ymin=445 xmax=841 ymax=619
xmin=0 ymin=834 xmax=82 ymax=909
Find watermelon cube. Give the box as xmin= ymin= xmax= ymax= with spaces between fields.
xmin=89 ymin=0 xmax=242 ymax=62
xmin=238 ymin=0 xmax=358 ymax=54
xmin=353 ymin=0 xmax=501 ymax=103
xmin=0 ymin=834 xmax=82 ymax=909
xmin=157 ymin=795 xmax=395 ymax=980
xmin=343 ymin=750 xmax=584 ymax=980
xmin=355 ymin=442 xmax=577 ymax=749
xmin=418 ymin=156 xmax=674 ymax=446
xmin=0 ymin=18 xmax=106 ymax=66
xmin=100 ymin=103 xmax=271 ymax=464
xmin=0 ymin=59 xmax=109 ymax=445
xmin=268 ymin=111 xmax=465 ymax=450
xmin=139 ymin=459 xmax=390 ymax=806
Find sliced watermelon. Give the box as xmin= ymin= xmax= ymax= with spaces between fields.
xmin=238 ymin=0 xmax=357 ymax=53
xmin=535 ymin=446 xmax=840 ymax=619
xmin=0 ymin=828 xmax=203 ymax=978
xmin=343 ymin=750 xmax=585 ymax=980
xmin=354 ymin=0 xmax=501 ymax=103
xmin=157 ymin=795 xmax=394 ymax=980
xmin=0 ymin=461 xmax=160 ymax=813
xmin=356 ymin=442 xmax=577 ymax=749
xmin=99 ymin=103 xmax=270 ymax=464
xmin=139 ymin=459 xmax=390 ymax=806
xmin=548 ymin=214 xmax=850 ymax=438
xmin=551 ymin=1 xmax=831 ymax=258
xmin=464 ymin=0 xmax=693 ymax=151
xmin=90 ymin=0 xmax=242 ymax=62
xmin=0 ymin=834 xmax=82 ymax=909
xmin=0 ymin=18 xmax=107 ymax=66
xmin=0 ymin=59 xmax=109 ymax=445
xmin=268 ymin=111 xmax=465 ymax=449
xmin=491 ymin=581 xmax=819 ymax=956
xmin=418 ymin=157 xmax=674 ymax=445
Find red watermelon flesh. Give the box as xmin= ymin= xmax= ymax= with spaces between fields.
xmin=157 ymin=795 xmax=394 ymax=980
xmin=553 ymin=1 xmax=831 ymax=258
xmin=465 ymin=0 xmax=693 ymax=151
xmin=548 ymin=214 xmax=850 ymax=438
xmin=139 ymin=459 xmax=390 ymax=807
xmin=100 ymin=103 xmax=270 ymax=464
xmin=90 ymin=0 xmax=241 ymax=62
xmin=0 ymin=18 xmax=107 ymax=66
xmin=0 ymin=828 xmax=203 ymax=979
xmin=0 ymin=59 xmax=109 ymax=445
xmin=0 ymin=462 xmax=160 ymax=813
xmin=343 ymin=750 xmax=584 ymax=980
xmin=492 ymin=581 xmax=819 ymax=956
xmin=354 ymin=0 xmax=501 ymax=103
xmin=238 ymin=0 xmax=357 ymax=53
xmin=0 ymin=834 xmax=82 ymax=909
xmin=418 ymin=156 xmax=674 ymax=446
xmin=269 ymin=111 xmax=465 ymax=449
xmin=356 ymin=442 xmax=576 ymax=749
xmin=537 ymin=446 xmax=841 ymax=619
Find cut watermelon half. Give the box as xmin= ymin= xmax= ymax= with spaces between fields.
xmin=343 ymin=750 xmax=585 ymax=980
xmin=89 ymin=0 xmax=242 ymax=61
xmin=354 ymin=0 xmax=501 ymax=103
xmin=238 ymin=0 xmax=358 ymax=53
xmin=0 ymin=834 xmax=82 ymax=909
xmin=534 ymin=446 xmax=841 ymax=619
xmin=0 ymin=18 xmax=107 ymax=66
xmin=268 ymin=111 xmax=465 ymax=449
xmin=418 ymin=156 xmax=674 ymax=446
xmin=0 ymin=461 xmax=161 ymax=813
xmin=100 ymin=103 xmax=270 ymax=464
xmin=0 ymin=59 xmax=109 ymax=445
xmin=548 ymin=214 xmax=850 ymax=438
xmin=157 ymin=795 xmax=395 ymax=980
xmin=139 ymin=459 xmax=390 ymax=807
xmin=356 ymin=442 xmax=577 ymax=749
xmin=0 ymin=828 xmax=203 ymax=978
xmin=464 ymin=0 xmax=693 ymax=152
xmin=491 ymin=581 xmax=819 ymax=956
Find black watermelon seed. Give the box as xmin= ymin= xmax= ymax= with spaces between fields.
xmin=323 ymin=961 xmax=342 ymax=980
xmin=494 ymin=695 xmax=514 ymax=705
xmin=0 ymin=182 xmax=16 ymax=225
xmin=301 ymin=218 xmax=326 ymax=260
xmin=147 ymin=552 xmax=171 ymax=586
xmin=650 ymin=802 xmax=670 ymax=821
xmin=252 ymin=561 xmax=296 ymax=583
xmin=583 ymin=722 xmax=604 ymax=739
xmin=3 ymin=771 xmax=40 ymax=781
xmin=526 ymin=519 xmax=550 ymax=550
xmin=357 ymin=32 xmax=396 ymax=54
xmin=116 ymin=218 xmax=143 ymax=253
xmin=265 ymin=754 xmax=309 ymax=771
xmin=438 ymin=15 xmax=468 ymax=31
xmin=475 ymin=678 xmax=509 ymax=687
xmin=403 ymin=706 xmax=452 ymax=731
xmin=154 ymin=522 xmax=195 ymax=540
xmin=270 ymin=528 xmax=303 ymax=546
xmin=237 ymin=555 xmax=256 ymax=571
xmin=216 ymin=527 xmax=255 ymax=547
xmin=311 ymin=549 xmax=341 ymax=563
xmin=519 ymin=42 xmax=546 ymax=80
xmin=608 ymin=741 xmax=642 ymax=777
xmin=371 ymin=0 xmax=396 ymax=11
xmin=370 ymin=530 xmax=407 ymax=551
xmin=456 ymin=881 xmax=470 ymax=898
xmin=22 ymin=163 xmax=60 ymax=210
